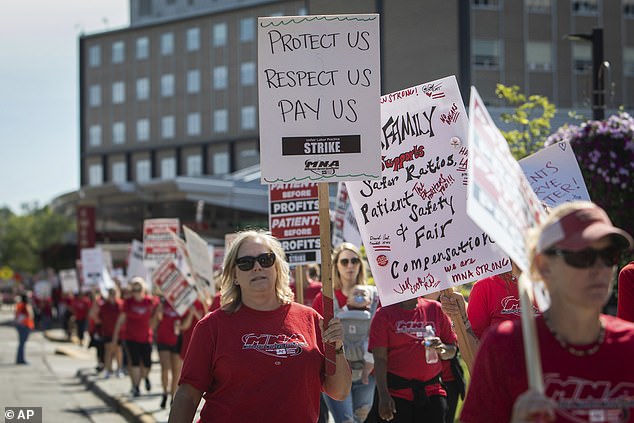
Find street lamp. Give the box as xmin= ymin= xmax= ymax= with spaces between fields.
xmin=565 ymin=28 xmax=606 ymax=120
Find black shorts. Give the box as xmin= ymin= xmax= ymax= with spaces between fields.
xmin=157 ymin=343 xmax=180 ymax=354
xmin=125 ymin=340 xmax=152 ymax=368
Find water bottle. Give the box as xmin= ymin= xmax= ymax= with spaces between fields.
xmin=424 ymin=325 xmax=439 ymax=364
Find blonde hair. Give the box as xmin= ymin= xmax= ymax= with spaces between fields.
xmin=332 ymin=242 xmax=367 ymax=290
xmin=220 ymin=230 xmax=293 ymax=312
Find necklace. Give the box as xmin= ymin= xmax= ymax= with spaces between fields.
xmin=542 ymin=312 xmax=605 ymax=357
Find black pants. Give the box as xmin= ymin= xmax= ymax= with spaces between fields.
xmin=365 ymin=390 xmax=446 ymax=423
xmin=444 ymin=380 xmax=460 ymax=423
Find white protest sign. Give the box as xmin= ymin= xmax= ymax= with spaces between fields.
xmin=332 ymin=182 xmax=348 ymax=246
xmin=347 ymin=76 xmax=510 ymax=306
xmin=33 ymin=280 xmax=51 ymax=298
xmin=466 ymin=87 xmax=546 ymax=272
xmin=519 ymin=140 xmax=590 ymax=207
xmin=152 ymin=257 xmax=198 ymax=316
xmin=258 ymin=14 xmax=381 ymax=183
xmin=143 ymin=218 xmax=180 ymax=270
xmin=269 ymin=183 xmax=321 ymax=264
xmin=81 ymin=247 xmax=105 ymax=288
xmin=126 ymin=239 xmax=148 ymax=284
xmin=170 ymin=230 xmax=214 ymax=298
xmin=183 ymin=226 xmax=215 ymax=285
xmin=59 ymin=269 xmax=79 ymax=294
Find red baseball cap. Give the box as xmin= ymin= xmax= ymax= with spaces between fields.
xmin=537 ymin=203 xmax=633 ymax=252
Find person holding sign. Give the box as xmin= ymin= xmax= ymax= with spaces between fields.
xmin=169 ymin=230 xmax=351 ymax=423
xmin=312 ymin=242 xmax=379 ymax=423
xmin=461 ymin=201 xmax=634 ymax=423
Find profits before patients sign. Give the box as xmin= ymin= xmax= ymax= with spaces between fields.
xmin=346 ymin=76 xmax=509 ymax=306
xmin=257 ymin=15 xmax=381 ymax=183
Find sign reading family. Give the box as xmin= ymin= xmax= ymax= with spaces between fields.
xmin=257 ymin=14 xmax=381 ymax=183
xmin=346 ymin=76 xmax=509 ymax=306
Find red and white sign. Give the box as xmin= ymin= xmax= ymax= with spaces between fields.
xmin=143 ymin=218 xmax=180 ymax=270
xmin=153 ymin=257 xmax=198 ymax=316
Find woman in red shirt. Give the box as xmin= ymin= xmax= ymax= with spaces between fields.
xmin=152 ymin=296 xmax=182 ymax=408
xmin=93 ymin=287 xmax=123 ymax=378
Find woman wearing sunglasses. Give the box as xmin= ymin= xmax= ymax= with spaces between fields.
xmin=460 ymin=201 xmax=634 ymax=423
xmin=312 ymin=242 xmax=379 ymax=423
xmin=169 ymin=230 xmax=351 ymax=423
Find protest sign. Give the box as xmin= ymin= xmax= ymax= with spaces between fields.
xmin=257 ymin=14 xmax=381 ymax=183
xmin=519 ymin=140 xmax=590 ymax=207
xmin=269 ymin=183 xmax=321 ymax=264
xmin=59 ymin=269 xmax=79 ymax=294
xmin=143 ymin=218 xmax=180 ymax=270
xmin=81 ymin=247 xmax=105 ymax=288
xmin=33 ymin=280 xmax=51 ymax=298
xmin=183 ymin=226 xmax=215 ymax=286
xmin=153 ymin=257 xmax=198 ymax=316
xmin=126 ymin=239 xmax=148 ymax=286
xmin=332 ymin=182 xmax=363 ymax=247
xmin=347 ymin=76 xmax=510 ymax=307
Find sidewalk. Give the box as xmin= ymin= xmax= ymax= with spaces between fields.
xmin=47 ymin=329 xmax=172 ymax=423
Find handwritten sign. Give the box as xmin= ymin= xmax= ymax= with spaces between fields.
xmin=347 ymin=76 xmax=509 ymax=306
xmin=519 ymin=141 xmax=590 ymax=207
xmin=269 ymin=183 xmax=321 ymax=264
xmin=466 ymin=87 xmax=545 ymax=272
xmin=257 ymin=14 xmax=381 ymax=183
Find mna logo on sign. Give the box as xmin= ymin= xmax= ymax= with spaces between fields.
xmin=305 ymin=160 xmax=340 ymax=176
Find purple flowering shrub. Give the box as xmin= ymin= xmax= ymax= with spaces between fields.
xmin=545 ymin=111 xmax=634 ymax=237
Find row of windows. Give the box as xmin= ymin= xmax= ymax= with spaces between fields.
xmin=87 ymin=151 xmax=232 ymax=186
xmin=88 ymin=107 xmax=257 ymax=146
xmin=87 ymin=18 xmax=255 ymax=67
xmin=88 ymin=62 xmax=255 ymax=106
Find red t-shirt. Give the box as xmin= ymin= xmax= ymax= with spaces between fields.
xmin=72 ymin=296 xmax=92 ymax=320
xmin=179 ymin=302 xmax=326 ymax=423
xmin=123 ymin=296 xmax=155 ymax=343
xmin=368 ymin=298 xmax=457 ymax=401
xmin=156 ymin=302 xmax=181 ymax=346
xmin=467 ymin=274 xmax=539 ymax=338
xmin=180 ymin=300 xmax=206 ymax=359
xmin=618 ymin=262 xmax=634 ymax=322
xmin=291 ymin=280 xmax=323 ymax=307
xmin=99 ymin=299 xmax=123 ymax=338
xmin=210 ymin=293 xmax=221 ymax=312
xmin=311 ymin=289 xmax=348 ymax=317
xmin=461 ymin=315 xmax=634 ymax=423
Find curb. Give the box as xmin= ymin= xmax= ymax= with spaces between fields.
xmin=77 ymin=368 xmax=157 ymax=423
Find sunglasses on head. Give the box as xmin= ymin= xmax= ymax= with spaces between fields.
xmin=544 ymin=246 xmax=621 ymax=269
xmin=339 ymin=257 xmax=361 ymax=266
xmin=235 ymin=252 xmax=276 ymax=271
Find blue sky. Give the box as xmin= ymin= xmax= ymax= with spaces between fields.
xmin=0 ymin=0 xmax=129 ymax=214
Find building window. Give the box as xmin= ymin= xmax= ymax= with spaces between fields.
xmin=213 ymin=66 xmax=228 ymax=90
xmin=112 ymin=41 xmax=125 ymax=64
xmin=137 ymin=118 xmax=150 ymax=142
xmin=161 ymin=32 xmax=174 ymax=55
xmin=572 ymin=0 xmax=598 ymax=15
xmin=473 ymin=39 xmax=501 ymax=68
xmin=240 ymin=18 xmax=255 ymax=42
xmin=89 ymin=125 xmax=102 ymax=146
xmin=162 ymin=116 xmax=175 ymax=139
xmin=526 ymin=0 xmax=550 ymax=12
xmin=526 ymin=41 xmax=552 ymax=71
xmin=112 ymin=81 xmax=125 ymax=104
xmin=213 ymin=151 xmax=229 ymax=175
xmin=187 ymin=27 xmax=200 ymax=51
xmin=187 ymin=70 xmax=200 ymax=93
xmin=240 ymin=62 xmax=256 ymax=86
xmin=136 ymin=37 xmax=149 ymax=59
xmin=138 ymin=0 xmax=152 ymax=16
xmin=626 ymin=0 xmax=634 ymax=17
xmin=213 ymin=22 xmax=227 ymax=46
xmin=88 ymin=164 xmax=103 ymax=186
xmin=89 ymin=85 xmax=101 ymax=107
xmin=136 ymin=77 xmax=150 ymax=100
xmin=88 ymin=45 xmax=101 ymax=67
xmin=186 ymin=155 xmax=202 ymax=176
xmin=624 ymin=47 xmax=634 ymax=76
xmin=572 ymin=44 xmax=592 ymax=73
xmin=112 ymin=162 xmax=127 ymax=183
xmin=161 ymin=74 xmax=175 ymax=97
xmin=113 ymin=122 xmax=126 ymax=144
xmin=187 ymin=113 xmax=201 ymax=136
xmin=214 ymin=110 xmax=228 ymax=133
xmin=161 ymin=157 xmax=176 ymax=179
xmin=136 ymin=159 xmax=151 ymax=182
xmin=238 ymin=147 xmax=259 ymax=169
xmin=473 ymin=0 xmax=500 ymax=8
xmin=241 ymin=106 xmax=256 ymax=130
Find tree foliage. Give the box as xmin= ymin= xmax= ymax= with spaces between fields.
xmin=495 ymin=84 xmax=557 ymax=160
xmin=0 ymin=205 xmax=74 ymax=275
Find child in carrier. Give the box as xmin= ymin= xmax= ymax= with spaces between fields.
xmin=336 ymin=284 xmax=375 ymax=383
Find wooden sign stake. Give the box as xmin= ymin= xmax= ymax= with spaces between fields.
xmin=318 ymin=183 xmax=336 ymax=375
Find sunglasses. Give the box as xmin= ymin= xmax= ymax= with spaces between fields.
xmin=236 ymin=252 xmax=276 ymax=271
xmin=544 ymin=246 xmax=621 ymax=269
xmin=131 ymin=288 xmax=142 ymax=293
xmin=339 ymin=257 xmax=361 ymax=266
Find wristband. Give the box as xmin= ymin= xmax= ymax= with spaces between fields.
xmin=335 ymin=345 xmax=345 ymax=354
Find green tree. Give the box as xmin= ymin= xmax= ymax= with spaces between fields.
xmin=495 ymin=84 xmax=557 ymax=160
xmin=0 ymin=205 xmax=74 ymax=274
